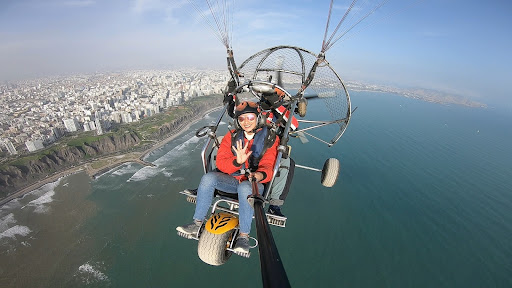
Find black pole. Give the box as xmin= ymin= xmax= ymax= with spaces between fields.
xmin=251 ymin=180 xmax=291 ymax=288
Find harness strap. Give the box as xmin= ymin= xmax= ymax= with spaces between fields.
xmin=231 ymin=126 xmax=276 ymax=173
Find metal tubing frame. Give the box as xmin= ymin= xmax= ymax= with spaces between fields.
xmin=293 ymin=117 xmax=349 ymax=132
xmin=235 ymin=45 xmax=352 ymax=147
xmin=295 ymin=164 xmax=322 ymax=172
xmin=201 ymin=104 xmax=229 ymax=174
xmin=297 ymin=130 xmax=334 ymax=146
xmin=265 ymin=99 xmax=298 ymax=200
xmin=237 ymin=46 xmax=310 ymax=86
xmin=256 ymin=68 xmax=304 ymax=77
xmin=211 ymin=198 xmax=241 ymax=216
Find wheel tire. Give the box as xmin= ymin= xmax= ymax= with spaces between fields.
xmin=321 ymin=158 xmax=340 ymax=187
xmin=298 ymin=101 xmax=307 ymax=117
xmin=197 ymin=229 xmax=234 ymax=266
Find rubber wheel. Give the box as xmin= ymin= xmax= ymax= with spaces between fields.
xmin=197 ymin=229 xmax=234 ymax=266
xmin=298 ymin=101 xmax=307 ymax=117
xmin=321 ymin=158 xmax=340 ymax=187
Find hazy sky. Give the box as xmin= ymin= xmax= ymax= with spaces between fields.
xmin=1 ymin=0 xmax=511 ymax=106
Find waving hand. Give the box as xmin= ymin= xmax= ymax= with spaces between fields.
xmin=233 ymin=139 xmax=252 ymax=165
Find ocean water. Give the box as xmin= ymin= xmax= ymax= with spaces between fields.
xmin=0 ymin=91 xmax=511 ymax=287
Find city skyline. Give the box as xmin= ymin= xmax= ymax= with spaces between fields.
xmin=1 ymin=0 xmax=511 ymax=108
xmin=0 ymin=70 xmax=228 ymax=156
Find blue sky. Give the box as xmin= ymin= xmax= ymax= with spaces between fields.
xmin=1 ymin=0 xmax=511 ymax=107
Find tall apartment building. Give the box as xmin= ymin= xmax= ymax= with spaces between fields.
xmin=25 ymin=139 xmax=44 ymax=152
xmin=95 ymin=118 xmax=103 ymax=135
xmin=63 ymin=118 xmax=81 ymax=132
xmin=121 ymin=112 xmax=133 ymax=123
xmin=2 ymin=139 xmax=18 ymax=155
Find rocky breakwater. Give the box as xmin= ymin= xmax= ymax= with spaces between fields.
xmin=0 ymin=132 xmax=141 ymax=198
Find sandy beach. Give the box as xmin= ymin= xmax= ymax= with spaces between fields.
xmin=0 ymin=105 xmax=223 ymax=207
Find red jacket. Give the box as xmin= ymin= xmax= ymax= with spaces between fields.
xmin=216 ymin=130 xmax=279 ymax=184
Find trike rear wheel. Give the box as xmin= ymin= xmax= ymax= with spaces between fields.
xmin=197 ymin=229 xmax=234 ymax=266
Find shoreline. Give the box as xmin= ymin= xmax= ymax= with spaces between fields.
xmin=0 ymin=105 xmax=223 ymax=207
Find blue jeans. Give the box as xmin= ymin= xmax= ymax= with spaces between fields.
xmin=193 ymin=172 xmax=263 ymax=234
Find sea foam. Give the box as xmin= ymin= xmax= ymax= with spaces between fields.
xmin=27 ymin=190 xmax=55 ymax=214
xmin=0 ymin=225 xmax=31 ymax=240
xmin=162 ymin=171 xmax=173 ymax=178
xmin=127 ymin=167 xmax=166 ymax=182
xmin=14 ymin=178 xmax=62 ymax=214
xmin=0 ymin=213 xmax=16 ymax=231
xmin=76 ymin=262 xmax=109 ymax=285
xmin=153 ymin=135 xmax=202 ymax=167
xmin=112 ymin=163 xmax=140 ymax=176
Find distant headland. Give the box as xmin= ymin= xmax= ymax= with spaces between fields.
xmin=346 ymin=81 xmax=487 ymax=108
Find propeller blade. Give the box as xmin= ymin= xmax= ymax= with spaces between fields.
xmin=277 ymin=70 xmax=283 ymax=88
xmin=304 ymin=94 xmax=319 ymax=100
xmin=276 ymin=56 xmax=284 ymax=88
xmin=297 ymin=131 xmax=309 ymax=143
xmin=252 ymin=84 xmax=275 ymax=94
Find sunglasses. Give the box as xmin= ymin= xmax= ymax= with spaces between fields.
xmin=235 ymin=101 xmax=259 ymax=111
xmin=237 ymin=114 xmax=256 ymax=122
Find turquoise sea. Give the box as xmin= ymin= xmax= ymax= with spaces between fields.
xmin=0 ymin=91 xmax=511 ymax=287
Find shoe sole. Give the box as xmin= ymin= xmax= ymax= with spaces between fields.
xmin=234 ymin=249 xmax=251 ymax=258
xmin=176 ymin=227 xmax=199 ymax=239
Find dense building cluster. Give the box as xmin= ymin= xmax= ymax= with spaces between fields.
xmin=0 ymin=70 xmax=228 ymax=156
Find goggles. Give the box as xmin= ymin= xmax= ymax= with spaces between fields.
xmin=235 ymin=101 xmax=259 ymax=111
xmin=237 ymin=114 xmax=257 ymax=122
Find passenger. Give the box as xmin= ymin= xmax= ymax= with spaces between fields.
xmin=177 ymin=101 xmax=279 ymax=254
xmin=260 ymin=90 xmax=297 ymax=218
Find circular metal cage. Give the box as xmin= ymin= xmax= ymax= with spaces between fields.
xmin=236 ymin=46 xmax=351 ymax=145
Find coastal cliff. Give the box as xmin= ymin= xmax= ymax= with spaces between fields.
xmin=0 ymin=96 xmax=220 ymax=199
xmin=0 ymin=132 xmax=142 ymax=197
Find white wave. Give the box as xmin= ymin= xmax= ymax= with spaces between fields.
xmin=0 ymin=225 xmax=31 ymax=240
xmin=0 ymin=213 xmax=16 ymax=231
xmin=204 ymin=112 xmax=215 ymax=119
xmin=204 ymin=108 xmax=222 ymax=119
xmin=76 ymin=262 xmax=109 ymax=285
xmin=26 ymin=190 xmax=55 ymax=214
xmin=177 ymin=135 xmax=201 ymax=150
xmin=153 ymin=135 xmax=202 ymax=167
xmin=29 ymin=178 xmax=62 ymax=198
xmin=111 ymin=163 xmax=140 ymax=176
xmin=127 ymin=166 xmax=166 ymax=182
xmin=9 ymin=179 xmax=61 ymax=214
xmin=0 ymin=198 xmax=22 ymax=212
xmin=161 ymin=171 xmax=185 ymax=181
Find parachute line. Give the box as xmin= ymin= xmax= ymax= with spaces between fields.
xmin=320 ymin=0 xmax=425 ymax=51
xmin=205 ymin=0 xmax=226 ymax=46
xmin=186 ymin=0 xmax=234 ymax=49
xmin=321 ymin=0 xmax=334 ymax=52
xmin=325 ymin=0 xmax=389 ymax=51
xmin=333 ymin=0 xmax=425 ymax=45
xmin=321 ymin=0 xmax=390 ymax=53
xmin=322 ymin=0 xmax=359 ymax=52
